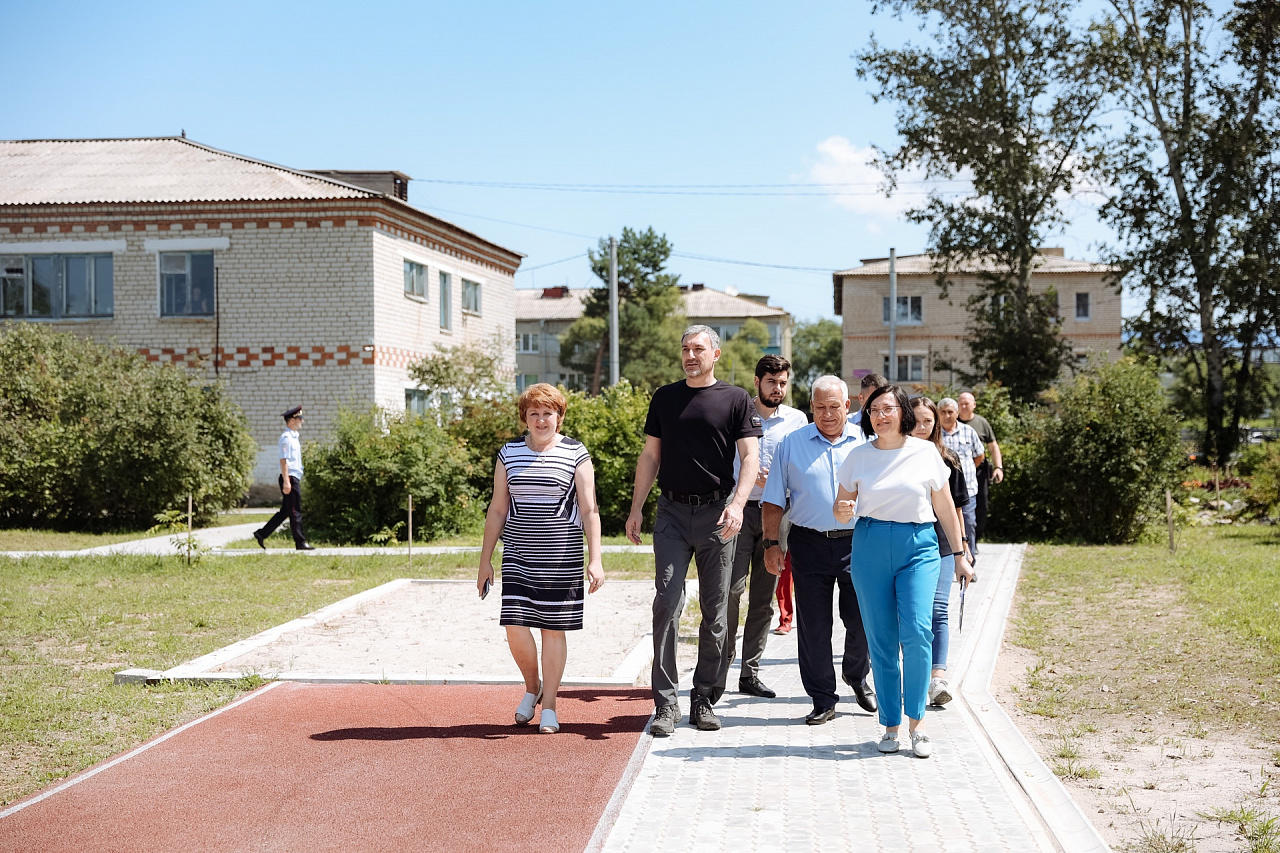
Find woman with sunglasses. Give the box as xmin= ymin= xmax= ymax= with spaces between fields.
xmin=832 ymin=385 xmax=965 ymax=758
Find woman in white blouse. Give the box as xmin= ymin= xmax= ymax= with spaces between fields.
xmin=833 ymin=385 xmax=966 ymax=759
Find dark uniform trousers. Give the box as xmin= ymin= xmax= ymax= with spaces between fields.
xmin=788 ymin=524 xmax=871 ymax=710
xmin=260 ymin=475 xmax=306 ymax=546
xmin=711 ymin=501 xmax=778 ymax=702
xmin=975 ymin=461 xmax=990 ymax=540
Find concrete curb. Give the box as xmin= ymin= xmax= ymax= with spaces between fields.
xmin=958 ymin=544 xmax=1113 ymax=853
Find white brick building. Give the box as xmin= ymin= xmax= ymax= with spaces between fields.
xmin=0 ymin=137 xmax=522 ymax=493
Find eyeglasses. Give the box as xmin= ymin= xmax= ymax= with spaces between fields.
xmin=867 ymin=405 xmax=900 ymax=417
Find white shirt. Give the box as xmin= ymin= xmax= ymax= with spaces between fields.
xmin=836 ymin=436 xmax=948 ymax=524
xmin=735 ymin=402 xmax=809 ymax=501
xmin=279 ymin=428 xmax=303 ymax=479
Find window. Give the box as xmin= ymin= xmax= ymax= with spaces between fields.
xmin=404 ymin=260 xmax=427 ymax=299
xmin=462 ymin=278 xmax=481 ymax=314
xmin=517 ymin=332 xmax=540 ymax=353
xmin=160 ymin=252 xmax=215 ymax=317
xmin=515 ymin=373 xmax=540 ymax=392
xmin=882 ymin=295 xmax=923 ymax=325
xmin=1075 ymin=292 xmax=1091 ymax=321
xmin=439 ymin=272 xmax=452 ymax=329
xmin=1 ymin=254 xmax=114 ymax=319
xmin=558 ymin=372 xmax=586 ymax=391
xmin=405 ymin=389 xmax=430 ymax=417
xmin=883 ymin=354 xmax=925 ymax=382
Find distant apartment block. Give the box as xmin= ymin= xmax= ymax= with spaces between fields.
xmin=833 ymin=249 xmax=1122 ymax=387
xmin=515 ymin=283 xmax=793 ymax=391
xmin=0 ymin=137 xmax=521 ymax=490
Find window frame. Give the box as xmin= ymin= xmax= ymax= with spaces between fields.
xmin=405 ymin=388 xmax=430 ymax=417
xmin=882 ymin=353 xmax=925 ymax=383
xmin=461 ymin=278 xmax=482 ymax=315
xmin=159 ymin=251 xmax=216 ymax=318
xmin=881 ymin=295 xmax=924 ymax=325
xmin=403 ymin=259 xmax=428 ymax=301
xmin=516 ymin=332 xmax=540 ymax=353
xmin=0 ymin=252 xmax=115 ymax=320
xmin=515 ymin=373 xmax=540 ymax=392
xmin=1075 ymin=291 xmax=1091 ymax=321
xmin=439 ymin=271 xmax=453 ymax=330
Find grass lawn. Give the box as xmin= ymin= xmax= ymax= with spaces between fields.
xmin=0 ymin=547 xmax=655 ymax=807
xmin=1012 ymin=523 xmax=1280 ymax=741
xmin=230 ymin=529 xmax=640 ymax=549
xmin=0 ymin=513 xmax=274 ymax=552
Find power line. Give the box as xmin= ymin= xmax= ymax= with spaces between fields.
xmin=416 ymin=178 xmax=968 ymax=197
xmin=516 ymin=252 xmax=589 ymax=273
xmin=671 ymin=252 xmax=835 ymax=273
xmin=416 ymin=178 xmax=971 ymax=190
xmin=421 ymin=204 xmax=596 ymax=239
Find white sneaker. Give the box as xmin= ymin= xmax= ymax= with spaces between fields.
xmin=911 ymin=730 xmax=932 ymax=758
xmin=928 ymin=677 xmax=953 ymax=707
xmin=877 ymin=730 xmax=900 ymax=753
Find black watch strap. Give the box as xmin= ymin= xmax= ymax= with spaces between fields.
xmin=762 ymin=539 xmax=780 ymax=549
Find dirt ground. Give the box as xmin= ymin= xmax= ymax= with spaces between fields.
xmin=992 ymin=637 xmax=1280 ymax=852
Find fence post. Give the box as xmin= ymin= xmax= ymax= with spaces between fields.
xmin=407 ymin=493 xmax=413 ymax=574
xmin=186 ymin=493 xmax=193 ymax=567
xmin=1166 ymin=488 xmax=1175 ymax=554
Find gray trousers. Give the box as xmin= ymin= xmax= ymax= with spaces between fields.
xmin=711 ymin=502 xmax=778 ymax=701
xmin=651 ymin=495 xmax=736 ymax=709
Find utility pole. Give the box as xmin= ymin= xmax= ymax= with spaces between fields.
xmin=609 ymin=236 xmax=620 ymax=386
xmin=887 ymin=247 xmax=898 ymax=382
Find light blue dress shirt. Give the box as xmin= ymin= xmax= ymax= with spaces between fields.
xmin=762 ymin=421 xmax=867 ymax=531
xmin=279 ymin=429 xmax=303 ymax=479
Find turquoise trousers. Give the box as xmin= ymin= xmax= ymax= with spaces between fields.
xmin=849 ymin=518 xmax=940 ymax=727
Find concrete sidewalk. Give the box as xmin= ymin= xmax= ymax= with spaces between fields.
xmin=594 ymin=544 xmax=1110 ymax=853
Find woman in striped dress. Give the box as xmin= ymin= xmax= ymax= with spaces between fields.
xmin=478 ymin=383 xmax=604 ymax=734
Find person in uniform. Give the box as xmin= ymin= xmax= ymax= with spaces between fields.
xmin=254 ymin=406 xmax=315 ymax=551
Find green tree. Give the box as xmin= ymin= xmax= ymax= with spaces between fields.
xmin=858 ymin=0 xmax=1108 ymax=403
xmin=560 ymin=382 xmax=654 ymax=535
xmin=559 ymin=226 xmax=687 ymax=393
xmin=717 ymin=319 xmax=769 ymax=393
xmin=1093 ymin=0 xmax=1280 ymax=466
xmin=789 ymin=318 xmax=843 ymax=412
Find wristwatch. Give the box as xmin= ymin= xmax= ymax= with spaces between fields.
xmin=762 ymin=539 xmax=780 ymax=549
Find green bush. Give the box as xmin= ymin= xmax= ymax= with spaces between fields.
xmin=304 ymin=407 xmax=476 ymax=543
xmin=561 ymin=382 xmax=653 ymax=535
xmin=0 ymin=323 xmax=255 ymax=530
xmin=446 ymin=392 xmax=523 ymax=500
xmin=1245 ymin=442 xmax=1280 ymax=517
xmin=989 ymin=358 xmax=1183 ymax=544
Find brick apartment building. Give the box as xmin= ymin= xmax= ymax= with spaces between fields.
xmin=0 ymin=137 xmax=521 ymax=491
xmin=515 ymin=282 xmax=792 ymax=390
xmin=833 ymin=249 xmax=1122 ymax=387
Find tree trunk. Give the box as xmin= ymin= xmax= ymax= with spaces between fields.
xmin=590 ymin=331 xmax=607 ymax=396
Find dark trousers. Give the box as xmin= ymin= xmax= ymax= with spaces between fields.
xmin=712 ymin=502 xmax=779 ymax=700
xmin=260 ymin=475 xmax=305 ymax=545
xmin=651 ymin=496 xmax=736 ymax=709
xmin=788 ymin=525 xmax=870 ymax=710
xmin=975 ymin=463 xmax=989 ymax=540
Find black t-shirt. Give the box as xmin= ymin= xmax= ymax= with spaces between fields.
xmin=644 ymin=379 xmax=762 ymax=494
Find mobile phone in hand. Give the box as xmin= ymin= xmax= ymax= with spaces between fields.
xmin=481 ymin=578 xmax=492 ymax=600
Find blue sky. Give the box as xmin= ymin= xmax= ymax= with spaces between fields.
xmin=2 ymin=0 xmax=1116 ymax=322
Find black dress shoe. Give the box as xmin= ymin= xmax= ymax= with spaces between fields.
xmin=295 ymin=542 xmax=316 ymax=551
xmin=253 ymin=530 xmax=266 ymax=550
xmin=739 ymin=677 xmax=776 ymax=699
xmin=805 ymin=705 xmax=836 ymax=725
xmin=852 ymin=678 xmax=878 ymax=713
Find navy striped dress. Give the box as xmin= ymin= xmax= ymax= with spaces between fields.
xmin=497 ymin=435 xmax=589 ymax=631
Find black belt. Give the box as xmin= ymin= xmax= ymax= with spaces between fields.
xmin=794 ymin=524 xmax=854 ymax=539
xmin=661 ymin=489 xmax=728 ymax=506
xmin=746 ymin=499 xmax=761 ymax=508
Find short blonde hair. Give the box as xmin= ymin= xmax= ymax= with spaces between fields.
xmin=517 ymin=382 xmax=567 ymax=426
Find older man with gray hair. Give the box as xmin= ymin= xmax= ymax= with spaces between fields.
xmin=761 ymin=374 xmax=876 ymax=723
xmin=938 ymin=396 xmax=984 ymax=559
xmin=627 ymin=324 xmax=761 ymax=735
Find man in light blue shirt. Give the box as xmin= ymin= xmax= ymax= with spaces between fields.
xmin=716 ymin=355 xmax=810 ymax=702
xmin=254 ymin=406 xmax=315 ymax=551
xmin=762 ymin=375 xmax=876 ymax=723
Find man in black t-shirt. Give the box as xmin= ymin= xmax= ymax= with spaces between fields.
xmin=626 ymin=325 xmax=762 ymax=736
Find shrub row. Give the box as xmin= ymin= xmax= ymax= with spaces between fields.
xmin=0 ymin=324 xmax=256 ymax=530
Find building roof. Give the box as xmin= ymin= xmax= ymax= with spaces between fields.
xmin=834 ymin=249 xmax=1114 ymax=277
xmin=515 ymin=284 xmax=789 ymax=323
xmin=0 ymin=137 xmax=380 ymax=205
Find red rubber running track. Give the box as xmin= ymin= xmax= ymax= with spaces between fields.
xmin=0 ymin=682 xmax=651 ymax=853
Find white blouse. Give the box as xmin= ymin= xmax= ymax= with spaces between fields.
xmin=835 ymin=436 xmax=949 ymax=524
